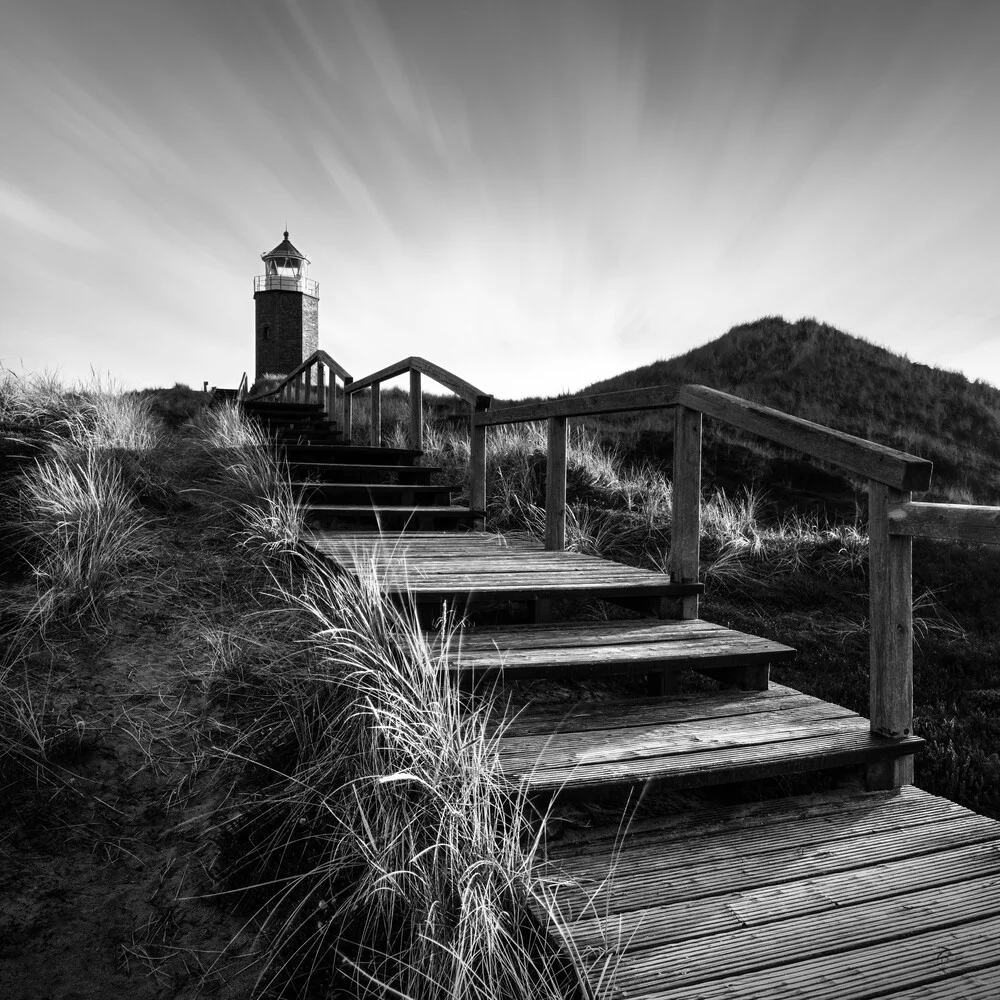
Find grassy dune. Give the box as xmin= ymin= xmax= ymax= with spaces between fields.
xmin=2 ymin=374 xmax=999 ymax=999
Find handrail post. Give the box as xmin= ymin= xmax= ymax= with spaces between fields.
xmin=669 ymin=406 xmax=702 ymax=619
xmin=409 ymin=369 xmax=423 ymax=450
xmin=371 ymin=381 xmax=381 ymax=447
xmin=545 ymin=416 xmax=568 ymax=551
xmin=470 ymin=404 xmax=488 ymax=531
xmin=867 ymin=481 xmax=915 ymax=789
xmin=326 ymin=373 xmax=336 ymax=431
xmin=316 ymin=363 xmax=325 ymax=415
xmin=345 ymin=387 xmax=353 ymax=441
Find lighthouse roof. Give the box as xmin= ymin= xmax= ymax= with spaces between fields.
xmin=261 ymin=231 xmax=309 ymax=263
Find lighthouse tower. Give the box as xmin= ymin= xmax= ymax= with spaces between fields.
xmin=253 ymin=231 xmax=319 ymax=380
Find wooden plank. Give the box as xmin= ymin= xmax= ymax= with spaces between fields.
xmin=551 ymin=787 xmax=968 ymax=874
xmin=563 ymin=840 xmax=1000 ymax=954
xmin=408 ymin=369 xmax=423 ymax=451
xmin=888 ymin=500 xmax=1000 ymax=544
xmin=370 ymin=381 xmax=381 ymax=446
xmin=881 ymin=970 xmax=1000 ymax=999
xmin=504 ymin=689 xmax=841 ymax=738
xmin=509 ymin=727 xmax=922 ymax=791
xmin=474 ymin=382 xmax=683 ymax=426
xmin=633 ymin=914 xmax=1000 ymax=1000
xmin=500 ymin=704 xmax=862 ymax=769
xmin=469 ymin=406 xmax=487 ymax=529
xmin=670 ymin=405 xmax=702 ymax=620
xmin=679 ymin=384 xmax=934 ymax=491
xmin=610 ymin=876 xmax=1000 ymax=996
xmin=546 ymin=784 xmax=926 ymax=857
xmin=551 ymin=810 xmax=1000 ymax=918
xmin=345 ymin=355 xmax=491 ymax=407
xmin=545 ymin=416 xmax=567 ymax=551
xmin=869 ymin=482 xmax=914 ymax=772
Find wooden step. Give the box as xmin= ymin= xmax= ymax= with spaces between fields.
xmin=435 ymin=618 xmax=794 ymax=680
xmin=545 ymin=786 xmax=1000 ymax=1000
xmin=305 ymin=505 xmax=481 ymax=530
xmin=242 ymin=402 xmax=324 ymax=417
xmin=305 ymin=530 xmax=702 ymax=610
xmin=282 ymin=444 xmax=423 ymax=466
xmin=287 ymin=462 xmax=440 ymax=484
xmin=293 ymin=482 xmax=458 ymax=504
xmin=496 ymin=683 xmax=922 ymax=792
xmin=277 ymin=431 xmax=346 ymax=445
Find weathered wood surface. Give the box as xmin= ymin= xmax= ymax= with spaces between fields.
xmin=345 ymin=355 xmax=491 ymax=408
xmin=369 ymin=380 xmax=381 ymax=446
xmin=545 ymin=416 xmax=567 ymax=551
xmin=678 ymin=384 xmax=934 ymax=491
xmin=475 ymin=382 xmax=683 ymax=426
xmin=888 ymin=500 xmax=1000 ymax=544
xmin=547 ymin=785 xmax=1000 ymax=999
xmin=669 ymin=405 xmax=702 ymax=619
xmin=498 ymin=683 xmax=921 ymax=791
xmin=869 ymin=482 xmax=914 ymax=771
xmin=409 ymin=369 xmax=423 ymax=450
xmin=432 ymin=618 xmax=793 ymax=679
xmin=304 ymin=531 xmax=703 ymax=602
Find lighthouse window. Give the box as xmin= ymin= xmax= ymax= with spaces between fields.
xmin=262 ymin=325 xmax=270 ymax=341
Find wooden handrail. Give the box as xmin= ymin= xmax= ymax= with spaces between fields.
xmin=677 ymin=385 xmax=933 ymax=492
xmin=346 ymin=355 xmax=492 ymax=408
xmin=247 ymin=350 xmax=352 ymax=400
xmin=472 ymin=379 xmax=953 ymax=790
xmin=887 ymin=501 xmax=1000 ymax=544
xmin=477 ymin=384 xmax=683 ymax=426
xmin=478 ymin=383 xmax=933 ymax=491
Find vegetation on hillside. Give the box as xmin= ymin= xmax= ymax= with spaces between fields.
xmin=0 ymin=374 xmax=580 ymax=1000
xmin=571 ymin=317 xmax=1000 ymax=507
xmin=3 ymin=353 xmax=1000 ymax=997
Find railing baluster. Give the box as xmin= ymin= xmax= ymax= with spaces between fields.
xmin=669 ymin=405 xmax=702 ymax=620
xmin=316 ymin=363 xmax=324 ymax=412
xmin=868 ymin=481 xmax=915 ymax=789
xmin=409 ymin=370 xmax=423 ymax=450
xmin=371 ymin=381 xmax=381 ymax=447
xmin=345 ymin=386 xmax=353 ymax=441
xmin=545 ymin=416 xmax=568 ymax=551
xmin=470 ymin=403 xmax=487 ymax=530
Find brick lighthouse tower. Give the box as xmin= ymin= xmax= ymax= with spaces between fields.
xmin=253 ymin=231 xmax=319 ymax=380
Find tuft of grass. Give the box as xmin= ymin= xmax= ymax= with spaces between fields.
xmin=17 ymin=450 xmax=148 ymax=631
xmin=203 ymin=555 xmax=578 ymax=1000
xmin=194 ymin=404 xmax=304 ymax=559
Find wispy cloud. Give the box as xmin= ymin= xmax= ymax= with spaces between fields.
xmin=0 ymin=181 xmax=101 ymax=251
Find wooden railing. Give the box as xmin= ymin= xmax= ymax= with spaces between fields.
xmin=247 ymin=350 xmax=353 ymax=431
xmin=475 ymin=382 xmax=1000 ymax=789
xmin=345 ymin=356 xmax=492 ymax=516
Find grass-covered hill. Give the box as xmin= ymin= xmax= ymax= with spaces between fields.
xmin=575 ymin=317 xmax=1000 ymax=507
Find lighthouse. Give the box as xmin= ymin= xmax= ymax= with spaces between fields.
xmin=253 ymin=231 xmax=319 ymax=380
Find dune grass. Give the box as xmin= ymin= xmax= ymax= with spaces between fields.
xmin=195 ymin=551 xmax=581 ymax=1000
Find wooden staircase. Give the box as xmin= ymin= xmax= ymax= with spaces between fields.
xmin=243 ymin=357 xmax=1000 ymax=998
xmin=242 ymin=398 xmax=482 ymax=531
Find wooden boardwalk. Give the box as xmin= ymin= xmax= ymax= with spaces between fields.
xmin=547 ymin=785 xmax=1000 ymax=1000
xmin=248 ymin=360 xmax=1000 ymax=999
xmin=300 ymin=526 xmax=1000 ymax=998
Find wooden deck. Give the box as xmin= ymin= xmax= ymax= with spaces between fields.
xmin=435 ymin=617 xmax=795 ymax=680
xmin=256 ymin=363 xmax=1000 ymax=999
xmin=546 ymin=785 xmax=1000 ymax=999
xmin=498 ymin=683 xmax=922 ymax=792
xmin=304 ymin=530 xmax=703 ymax=607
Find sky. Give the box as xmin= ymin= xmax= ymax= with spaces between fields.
xmin=2 ymin=0 xmax=999 ymax=399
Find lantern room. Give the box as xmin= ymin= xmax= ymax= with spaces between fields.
xmin=254 ymin=231 xmax=319 ymax=296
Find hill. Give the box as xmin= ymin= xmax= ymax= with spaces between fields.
xmin=578 ymin=317 xmax=1000 ymax=506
